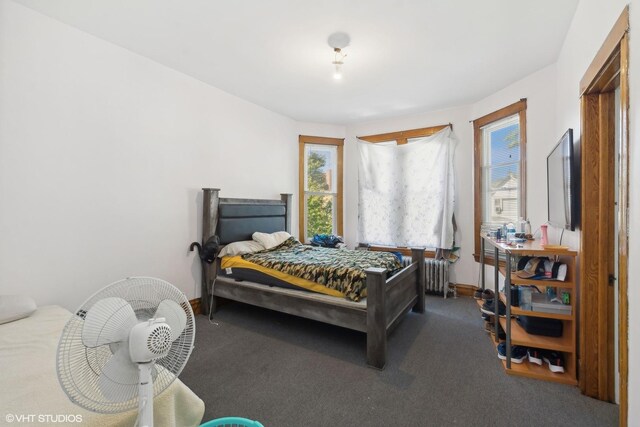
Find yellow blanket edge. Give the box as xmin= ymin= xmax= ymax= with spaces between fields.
xmin=220 ymin=255 xmax=346 ymax=298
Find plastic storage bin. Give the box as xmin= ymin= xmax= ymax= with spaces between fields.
xmin=200 ymin=417 xmax=264 ymax=427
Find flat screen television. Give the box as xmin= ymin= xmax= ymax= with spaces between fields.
xmin=547 ymin=129 xmax=578 ymax=230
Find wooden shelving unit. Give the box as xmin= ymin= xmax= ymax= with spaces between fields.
xmin=478 ymin=235 xmax=578 ymax=386
xmin=498 ymin=317 xmax=573 ymax=353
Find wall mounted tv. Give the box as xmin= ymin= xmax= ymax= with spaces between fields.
xmin=547 ymin=129 xmax=579 ymax=230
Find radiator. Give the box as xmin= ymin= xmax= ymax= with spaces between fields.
xmin=401 ymin=256 xmax=450 ymax=298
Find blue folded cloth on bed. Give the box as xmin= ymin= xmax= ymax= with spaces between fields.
xmin=310 ymin=234 xmax=344 ymax=248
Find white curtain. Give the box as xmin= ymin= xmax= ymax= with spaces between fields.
xmin=358 ymin=127 xmax=457 ymax=249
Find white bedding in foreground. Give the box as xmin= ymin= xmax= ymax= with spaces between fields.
xmin=0 ymin=305 xmax=204 ymax=427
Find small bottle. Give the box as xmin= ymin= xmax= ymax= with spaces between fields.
xmin=525 ymin=219 xmax=532 ymax=236
xmin=541 ymin=224 xmax=549 ymax=246
xmin=506 ymin=223 xmax=516 ymax=243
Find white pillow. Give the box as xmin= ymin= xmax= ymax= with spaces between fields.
xmin=252 ymin=231 xmax=292 ymax=249
xmin=0 ymin=295 xmax=37 ymax=325
xmin=218 ymin=240 xmax=265 ymax=257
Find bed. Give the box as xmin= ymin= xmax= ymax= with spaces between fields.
xmin=197 ymin=188 xmax=426 ymax=369
xmin=0 ymin=305 xmax=205 ymax=427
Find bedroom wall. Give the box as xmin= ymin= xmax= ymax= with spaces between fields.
xmin=0 ymin=1 xmax=299 ymax=310
xmin=553 ymin=0 xmax=639 ymax=423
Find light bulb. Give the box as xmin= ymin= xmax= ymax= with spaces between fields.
xmin=333 ymin=63 xmax=343 ymax=80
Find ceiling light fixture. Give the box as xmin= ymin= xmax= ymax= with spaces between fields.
xmin=328 ymin=32 xmax=350 ymax=80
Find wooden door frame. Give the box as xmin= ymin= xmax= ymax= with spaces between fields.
xmin=578 ymin=6 xmax=629 ymax=425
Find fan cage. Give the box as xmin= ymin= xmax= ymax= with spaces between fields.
xmin=56 ymin=277 xmax=195 ymax=414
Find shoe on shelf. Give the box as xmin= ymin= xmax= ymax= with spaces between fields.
xmin=474 ymin=288 xmax=483 ymax=300
xmin=527 ymin=348 xmax=543 ymax=366
xmin=497 ymin=343 xmax=527 ymax=363
xmin=481 ymin=299 xmax=508 ymax=317
xmin=482 ymin=289 xmax=495 ymax=301
xmin=542 ymin=351 xmax=565 ymax=373
xmin=497 ymin=323 xmax=506 ymax=340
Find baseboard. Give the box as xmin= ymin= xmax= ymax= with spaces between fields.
xmin=189 ymin=298 xmax=202 ymax=315
xmin=451 ymin=283 xmax=477 ymax=297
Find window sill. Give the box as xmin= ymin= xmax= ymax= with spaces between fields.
xmin=367 ymin=245 xmax=436 ymax=258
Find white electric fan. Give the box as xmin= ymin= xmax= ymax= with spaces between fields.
xmin=56 ymin=277 xmax=195 ymax=427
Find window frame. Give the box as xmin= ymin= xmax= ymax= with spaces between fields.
xmin=473 ymin=99 xmax=527 ymax=264
xmin=298 ymin=135 xmax=344 ymax=242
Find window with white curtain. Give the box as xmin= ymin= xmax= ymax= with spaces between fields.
xmin=357 ymin=126 xmax=457 ymax=250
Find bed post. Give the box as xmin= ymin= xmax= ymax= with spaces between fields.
xmin=365 ymin=267 xmax=387 ymax=369
xmin=280 ymin=193 xmax=293 ymax=234
xmin=411 ymin=248 xmax=426 ymax=313
xmin=201 ymin=188 xmax=220 ymax=315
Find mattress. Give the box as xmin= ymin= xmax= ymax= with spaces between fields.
xmin=0 ymin=305 xmax=204 ymax=427
xmin=220 ymin=255 xmax=346 ymax=298
xmin=222 ymin=237 xmax=402 ymax=301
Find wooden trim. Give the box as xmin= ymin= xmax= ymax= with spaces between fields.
xmin=298 ymin=135 xmax=345 ymax=146
xmin=580 ymin=93 xmax=603 ymax=397
xmin=618 ymin=33 xmax=630 ymax=427
xmin=580 ymin=6 xmax=629 ymax=96
xmin=578 ymin=10 xmax=630 ymax=418
xmin=452 ymin=283 xmax=476 ymax=297
xmin=298 ymin=135 xmax=345 ymax=241
xmin=580 ymin=91 xmax=617 ymax=400
xmin=474 ymin=122 xmax=482 ymax=265
xmin=358 ymin=124 xmax=450 ymax=145
xmin=473 ymin=99 xmax=528 ymax=262
xmin=472 ymin=99 xmax=527 ymax=128
xmin=189 ymin=298 xmax=202 ymax=315
xmin=519 ymin=108 xmax=528 ymax=220
xmin=298 ymin=140 xmax=304 ymax=240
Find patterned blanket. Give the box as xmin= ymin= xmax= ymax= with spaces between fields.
xmin=242 ymin=237 xmax=402 ymax=301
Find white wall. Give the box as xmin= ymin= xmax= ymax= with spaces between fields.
xmin=0 ymin=1 xmax=299 ymax=310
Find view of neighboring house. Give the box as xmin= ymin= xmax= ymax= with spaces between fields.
xmin=489 ymin=172 xmax=519 ymax=224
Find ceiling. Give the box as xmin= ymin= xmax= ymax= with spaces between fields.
xmin=14 ymin=0 xmax=579 ymax=124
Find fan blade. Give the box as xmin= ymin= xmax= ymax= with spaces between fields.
xmin=153 ymin=300 xmax=187 ymax=341
xmin=98 ymin=345 xmax=139 ymax=402
xmin=82 ymin=297 xmax=138 ymax=347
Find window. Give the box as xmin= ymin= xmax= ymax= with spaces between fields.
xmin=298 ymin=135 xmax=343 ymax=242
xmin=358 ymin=124 xmax=455 ymax=257
xmin=473 ymin=99 xmax=527 ymax=262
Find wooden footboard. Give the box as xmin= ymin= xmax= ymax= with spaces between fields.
xmin=365 ymin=248 xmax=425 ymax=369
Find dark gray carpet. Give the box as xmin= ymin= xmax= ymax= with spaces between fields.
xmin=180 ymin=296 xmax=617 ymax=427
